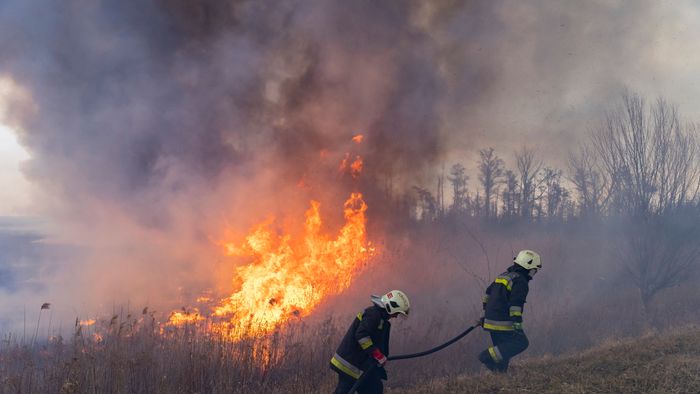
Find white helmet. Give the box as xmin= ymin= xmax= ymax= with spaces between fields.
xmin=371 ymin=290 xmax=411 ymax=316
xmin=514 ymin=250 xmax=542 ymax=270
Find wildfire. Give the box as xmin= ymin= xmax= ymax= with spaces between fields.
xmin=350 ymin=157 xmax=363 ymax=178
xmin=340 ymin=154 xmax=363 ymax=179
xmin=167 ymin=193 xmax=374 ymax=339
xmin=168 ymin=308 xmax=204 ymax=325
xmin=168 ymin=134 xmax=373 ymax=340
xmin=210 ymin=193 xmax=373 ymax=338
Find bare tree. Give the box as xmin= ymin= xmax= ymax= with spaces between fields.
xmin=478 ymin=147 xmax=504 ymax=219
xmin=588 ymin=92 xmax=700 ymax=321
xmin=470 ymin=190 xmax=482 ymax=217
xmin=413 ymin=186 xmax=437 ymax=222
xmin=592 ymin=92 xmax=699 ymax=216
xmin=620 ymin=211 xmax=700 ymax=313
xmin=536 ymin=167 xmax=570 ymax=219
xmin=501 ymin=170 xmax=518 ymax=218
xmin=448 ymin=163 xmax=469 ymax=215
xmin=436 ymin=166 xmax=446 ymax=218
xmin=568 ymin=146 xmax=608 ymax=217
xmin=651 ymin=101 xmax=700 ymax=212
xmin=515 ymin=147 xmax=542 ymax=219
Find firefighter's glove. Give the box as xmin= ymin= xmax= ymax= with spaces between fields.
xmin=513 ymin=322 xmax=523 ymax=331
xmin=370 ymin=348 xmax=387 ymax=367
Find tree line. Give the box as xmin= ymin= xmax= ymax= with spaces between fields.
xmin=410 ymin=92 xmax=700 ymax=223
xmin=401 ymin=91 xmax=700 ymax=314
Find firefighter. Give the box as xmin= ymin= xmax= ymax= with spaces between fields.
xmin=477 ymin=250 xmax=541 ymax=373
xmin=330 ymin=290 xmax=410 ymax=394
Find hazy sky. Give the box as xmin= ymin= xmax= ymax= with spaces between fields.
xmin=0 ymin=124 xmax=30 ymax=213
xmin=440 ymin=0 xmax=700 ymax=170
xmin=0 ymin=75 xmax=31 ymax=215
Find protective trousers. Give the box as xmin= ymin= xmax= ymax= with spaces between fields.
xmin=478 ymin=331 xmax=529 ymax=372
xmin=333 ymin=368 xmax=384 ymax=394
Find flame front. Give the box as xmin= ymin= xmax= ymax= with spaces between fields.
xmin=168 ymin=308 xmax=204 ymax=326
xmin=167 ymin=135 xmax=372 ymax=339
xmin=176 ymin=192 xmax=373 ymax=339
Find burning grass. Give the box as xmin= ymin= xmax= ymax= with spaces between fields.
xmin=206 ymin=193 xmax=374 ymax=339
xmin=166 ymin=192 xmax=375 ymax=341
xmin=165 ymin=135 xmax=375 ymax=341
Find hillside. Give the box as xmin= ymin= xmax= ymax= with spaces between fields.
xmin=398 ymin=328 xmax=700 ymax=394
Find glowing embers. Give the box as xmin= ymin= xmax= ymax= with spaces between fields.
xmin=168 ymin=308 xmax=204 ymax=326
xmin=340 ymin=154 xmax=363 ymax=179
xmin=339 ymin=134 xmax=365 ymax=179
xmin=168 ymin=193 xmax=374 ymax=340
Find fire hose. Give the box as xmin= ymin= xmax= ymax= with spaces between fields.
xmin=347 ymin=324 xmax=479 ymax=394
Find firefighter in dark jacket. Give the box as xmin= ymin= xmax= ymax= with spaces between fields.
xmin=478 ymin=250 xmax=541 ymax=372
xmin=330 ymin=290 xmax=410 ymax=394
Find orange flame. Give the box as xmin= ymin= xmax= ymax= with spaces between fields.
xmin=212 ymin=193 xmax=373 ymax=338
xmin=350 ymin=157 xmax=363 ymax=179
xmin=168 ymin=193 xmax=375 ymax=339
xmin=352 ymin=134 xmax=364 ymax=143
xmin=339 ymin=153 xmax=350 ymax=173
xmin=339 ymin=153 xmax=363 ymax=179
xmin=168 ymin=308 xmax=204 ymax=326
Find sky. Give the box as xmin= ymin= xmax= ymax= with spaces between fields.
xmin=0 ymin=76 xmax=31 ymax=216
xmin=0 ymin=124 xmax=29 ymax=214
xmin=441 ymin=0 xmax=700 ymax=168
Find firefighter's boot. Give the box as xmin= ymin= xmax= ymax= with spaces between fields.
xmin=478 ymin=350 xmax=500 ymax=372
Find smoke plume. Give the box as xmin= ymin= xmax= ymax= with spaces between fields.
xmin=0 ymin=0 xmax=696 ymax=328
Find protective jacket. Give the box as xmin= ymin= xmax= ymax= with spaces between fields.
xmin=482 ymin=265 xmax=530 ymax=331
xmin=330 ymin=305 xmax=391 ymax=379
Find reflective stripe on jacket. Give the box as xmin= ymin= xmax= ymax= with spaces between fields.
xmin=482 ymin=265 xmax=530 ymax=332
xmin=329 ymin=305 xmax=391 ymax=379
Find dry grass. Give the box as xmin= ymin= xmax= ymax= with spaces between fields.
xmin=5 ymin=317 xmax=700 ymax=394
xmin=399 ymin=327 xmax=700 ymax=394
xmin=2 ymin=223 xmax=700 ymax=393
xmin=0 ymin=313 xmax=342 ymax=393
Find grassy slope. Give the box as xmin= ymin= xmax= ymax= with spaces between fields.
xmin=398 ymin=328 xmax=700 ymax=394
